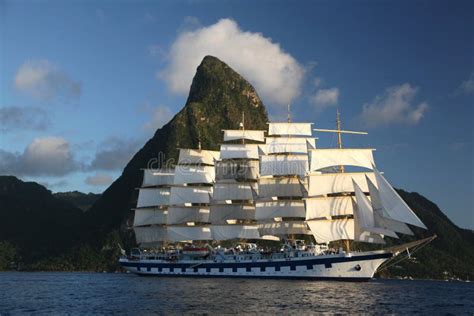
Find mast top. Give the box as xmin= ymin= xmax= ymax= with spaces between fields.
xmin=313 ymin=109 xmax=368 ymax=174
xmin=313 ymin=110 xmax=368 ymax=141
xmin=287 ymin=104 xmax=291 ymax=123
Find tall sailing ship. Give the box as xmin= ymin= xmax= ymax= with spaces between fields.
xmin=120 ymin=111 xmax=434 ymax=281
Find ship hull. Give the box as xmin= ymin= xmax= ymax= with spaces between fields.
xmin=119 ymin=251 xmax=392 ymax=281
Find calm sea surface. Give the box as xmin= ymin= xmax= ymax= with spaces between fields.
xmin=0 ymin=272 xmax=473 ymax=314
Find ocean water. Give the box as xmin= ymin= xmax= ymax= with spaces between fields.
xmin=0 ymin=272 xmax=473 ymax=314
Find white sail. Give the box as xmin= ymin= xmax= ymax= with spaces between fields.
xmin=353 ymin=181 xmax=398 ymax=238
xmin=266 ymin=137 xmax=316 ymax=147
xmin=137 ymin=188 xmax=170 ymax=208
xmin=220 ymin=144 xmax=259 ymax=159
xmin=210 ymin=204 xmax=256 ymax=224
xmin=367 ymin=177 xmax=414 ymax=235
xmin=258 ymin=221 xmax=311 ymax=236
xmin=268 ymin=122 xmax=313 ymax=136
xmin=307 ymin=172 xmax=376 ymax=196
xmin=215 ymin=160 xmax=259 ymax=180
xmin=211 ymin=225 xmax=260 ymax=240
xmin=223 ymin=130 xmax=265 ymax=143
xmin=213 ymin=182 xmax=256 ymax=201
xmin=306 ymin=219 xmax=355 ymax=243
xmin=255 ymin=201 xmax=306 ymax=220
xmin=178 ymin=149 xmax=220 ymax=165
xmin=306 ymin=218 xmax=385 ymax=244
xmin=142 ymin=169 xmax=174 ymax=187
xmin=258 ymin=177 xmax=306 ymax=198
xmin=374 ymin=168 xmax=427 ymax=229
xmin=260 ymin=154 xmax=308 ymax=176
xmin=166 ymin=207 xmax=210 ymax=225
xmin=169 ymin=186 xmax=212 ymax=205
xmin=357 ymin=231 xmax=386 ymax=244
xmin=173 ymin=165 xmax=215 ymax=185
xmin=134 ymin=226 xmax=168 ymax=245
xmin=305 ymin=196 xmax=354 ymax=220
xmin=309 ymin=149 xmax=375 ymax=171
xmin=133 ymin=208 xmax=168 ymax=226
xmin=262 ymin=137 xmax=316 ymax=154
xmin=167 ymin=226 xmax=212 ymax=242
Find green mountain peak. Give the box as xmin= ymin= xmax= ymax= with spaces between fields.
xmin=85 ymin=56 xmax=268 ymax=244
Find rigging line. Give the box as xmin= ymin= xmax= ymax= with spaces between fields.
xmin=385 ymin=240 xmax=430 ymax=270
xmin=379 ymin=242 xmax=427 ymax=271
xmin=377 ymin=240 xmax=432 ymax=272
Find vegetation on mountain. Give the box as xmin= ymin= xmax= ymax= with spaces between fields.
xmin=378 ymin=190 xmax=474 ymax=280
xmin=0 ymin=176 xmax=83 ymax=268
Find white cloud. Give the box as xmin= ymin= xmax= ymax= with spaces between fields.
xmin=457 ymin=72 xmax=474 ymax=95
xmin=310 ymin=87 xmax=339 ymax=108
xmin=0 ymin=136 xmax=80 ymax=176
xmin=358 ymin=83 xmax=428 ymax=128
xmin=14 ymin=60 xmax=81 ymax=102
xmin=85 ymin=173 xmax=114 ymax=186
xmin=160 ymin=18 xmax=305 ymax=107
xmin=143 ymin=105 xmax=174 ymax=131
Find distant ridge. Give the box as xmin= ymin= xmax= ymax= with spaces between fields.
xmin=0 ymin=176 xmax=83 ymax=263
xmin=54 ymin=191 xmax=100 ymax=212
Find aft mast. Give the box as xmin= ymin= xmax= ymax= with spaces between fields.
xmin=318 ymin=109 xmax=367 ymax=251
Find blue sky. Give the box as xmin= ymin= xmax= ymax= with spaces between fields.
xmin=0 ymin=0 xmax=473 ymax=228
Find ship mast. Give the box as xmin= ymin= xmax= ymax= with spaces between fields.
xmin=314 ymin=109 xmax=368 ymax=252
xmin=241 ymin=112 xmax=245 ymax=144
xmin=336 ymin=109 xmax=344 ymax=172
xmin=314 ymin=109 xmax=368 ymax=173
xmin=198 ymin=131 xmax=202 ymax=150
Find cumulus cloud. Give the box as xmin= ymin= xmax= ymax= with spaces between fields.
xmin=88 ymin=137 xmax=140 ymax=171
xmin=310 ymin=87 xmax=339 ymax=109
xmin=159 ymin=18 xmax=305 ymax=107
xmin=0 ymin=106 xmax=51 ymax=132
xmin=85 ymin=173 xmax=114 ymax=186
xmin=14 ymin=60 xmax=81 ymax=102
xmin=457 ymin=72 xmax=474 ymax=95
xmin=0 ymin=137 xmax=80 ymax=176
xmin=143 ymin=105 xmax=174 ymax=131
xmin=357 ymin=83 xmax=428 ymax=128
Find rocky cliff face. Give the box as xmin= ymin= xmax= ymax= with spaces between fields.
xmin=84 ymin=56 xmax=269 ymax=246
